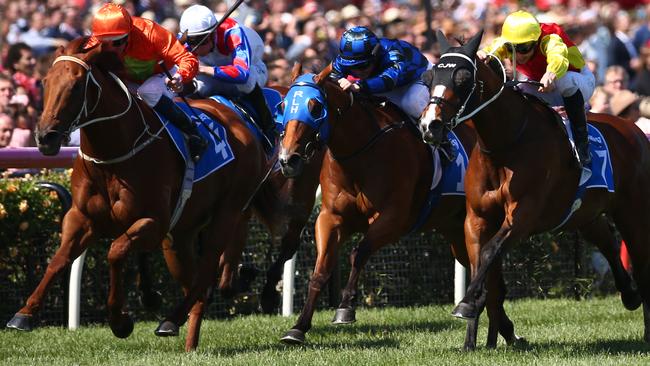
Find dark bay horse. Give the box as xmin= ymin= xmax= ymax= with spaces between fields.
xmin=277 ymin=64 xmax=478 ymax=345
xmin=419 ymin=30 xmax=650 ymax=349
xmin=5 ymin=38 xmax=267 ymax=351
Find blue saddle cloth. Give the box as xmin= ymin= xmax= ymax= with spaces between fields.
xmin=162 ymin=103 xmax=235 ymax=182
xmin=551 ymin=123 xmax=615 ymax=231
xmin=409 ymin=130 xmax=469 ymax=233
xmin=582 ymin=123 xmax=614 ymax=191
xmin=209 ymin=88 xmax=283 ymax=146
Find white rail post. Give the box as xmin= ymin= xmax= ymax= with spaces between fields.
xmin=68 ymin=250 xmax=87 ymax=329
xmin=281 ymin=253 xmax=296 ymax=317
xmin=454 ymin=259 xmax=466 ymax=305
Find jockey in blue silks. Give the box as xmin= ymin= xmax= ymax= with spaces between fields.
xmin=331 ymin=26 xmax=453 ymax=161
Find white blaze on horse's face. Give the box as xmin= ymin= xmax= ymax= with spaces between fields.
xmin=420 ymin=84 xmax=447 ymax=133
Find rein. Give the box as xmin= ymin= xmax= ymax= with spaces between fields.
xmin=331 ymin=99 xmax=406 ymax=162
xmin=436 ymin=52 xmax=507 ymax=129
xmin=52 ymin=55 xmax=167 ymax=164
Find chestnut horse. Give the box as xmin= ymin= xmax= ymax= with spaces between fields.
xmin=5 ymin=38 xmax=267 ymax=351
xmin=277 ymin=64 xmax=478 ymax=345
xmin=419 ymin=30 xmax=650 ymax=349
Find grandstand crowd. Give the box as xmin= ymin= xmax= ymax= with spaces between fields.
xmin=1 ymin=0 xmax=650 ymax=149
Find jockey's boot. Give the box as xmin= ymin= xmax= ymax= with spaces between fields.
xmin=247 ymin=84 xmax=276 ymax=144
xmin=154 ymin=96 xmax=208 ymax=162
xmin=563 ymin=90 xmax=591 ymax=168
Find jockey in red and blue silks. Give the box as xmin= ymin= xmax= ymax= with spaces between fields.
xmin=179 ymin=5 xmax=274 ymax=139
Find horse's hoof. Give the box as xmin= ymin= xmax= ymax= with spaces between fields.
xmin=506 ymin=334 xmax=528 ymax=347
xmin=110 ymin=314 xmax=134 ymax=339
xmin=451 ymin=302 xmax=477 ymax=320
xmin=331 ymin=307 xmax=356 ymax=324
xmin=621 ymin=291 xmax=642 ymax=311
xmin=462 ymin=342 xmax=477 ymax=352
xmin=280 ymin=329 xmax=305 ymax=345
xmin=6 ymin=313 xmax=32 ymax=331
xmin=140 ymin=290 xmax=163 ymax=312
xmin=154 ymin=320 xmax=179 ymax=337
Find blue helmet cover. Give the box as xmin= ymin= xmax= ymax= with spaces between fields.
xmin=281 ymin=73 xmax=330 ymax=142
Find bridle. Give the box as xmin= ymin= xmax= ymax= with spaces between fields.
xmin=51 ymin=55 xmax=166 ymax=164
xmin=427 ymin=52 xmax=508 ymax=130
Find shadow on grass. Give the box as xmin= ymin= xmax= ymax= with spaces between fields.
xmin=309 ymin=318 xmax=460 ymax=337
xmin=200 ymin=318 xmax=459 ymax=356
xmin=505 ymin=338 xmax=650 ymax=355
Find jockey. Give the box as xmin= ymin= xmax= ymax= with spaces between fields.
xmin=478 ymin=10 xmax=595 ymax=167
xmin=86 ymin=3 xmax=207 ymax=162
xmin=178 ymin=4 xmax=275 ymax=142
xmin=330 ymin=27 xmax=454 ymax=161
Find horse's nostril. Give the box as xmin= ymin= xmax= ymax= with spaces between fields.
xmin=287 ymin=154 xmax=302 ymax=167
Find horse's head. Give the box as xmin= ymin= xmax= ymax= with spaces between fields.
xmin=36 ymin=38 xmax=119 ymax=155
xmin=278 ymin=64 xmax=331 ymax=177
xmin=419 ymin=30 xmax=484 ymax=145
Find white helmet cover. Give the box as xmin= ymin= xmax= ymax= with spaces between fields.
xmin=180 ymin=5 xmax=217 ymax=36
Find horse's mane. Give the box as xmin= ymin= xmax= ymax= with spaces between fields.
xmin=61 ymin=37 xmax=126 ymax=76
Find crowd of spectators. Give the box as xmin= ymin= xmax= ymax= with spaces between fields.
xmin=2 ymin=0 xmax=650 ymax=147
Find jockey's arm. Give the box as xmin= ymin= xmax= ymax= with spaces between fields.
xmin=211 ymin=27 xmax=252 ymax=84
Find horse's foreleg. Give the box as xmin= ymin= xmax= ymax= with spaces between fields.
xmin=332 ymin=242 xmax=372 ymax=324
xmin=107 ymin=217 xmax=164 ymax=339
xmin=136 ymin=252 xmax=162 ymax=312
xmin=281 ymin=210 xmax=349 ymax=345
xmin=8 ymin=207 xmax=94 ymax=331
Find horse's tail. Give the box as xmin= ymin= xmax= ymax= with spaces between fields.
xmin=250 ymin=170 xmax=284 ymax=234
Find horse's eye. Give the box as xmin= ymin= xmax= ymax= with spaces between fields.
xmin=309 ymin=99 xmax=323 ymax=118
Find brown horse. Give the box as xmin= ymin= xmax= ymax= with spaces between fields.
xmin=419 ymin=30 xmax=650 ymax=349
xmin=255 ymin=145 xmax=326 ymax=314
xmin=277 ymin=64 xmax=478 ymax=345
xmin=5 ymin=38 xmax=267 ymax=351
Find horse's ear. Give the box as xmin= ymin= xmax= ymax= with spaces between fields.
xmin=436 ymin=30 xmax=451 ymax=54
xmin=54 ymin=45 xmax=65 ymax=58
xmin=314 ymin=63 xmax=332 ymax=85
xmin=464 ymin=29 xmax=484 ymax=57
xmin=421 ymin=69 xmax=434 ymax=88
xmin=291 ymin=62 xmax=303 ymax=82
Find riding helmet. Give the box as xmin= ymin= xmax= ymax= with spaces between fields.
xmin=179 ymin=5 xmax=218 ymax=37
xmin=338 ymin=26 xmax=380 ymax=67
xmin=501 ymin=10 xmax=541 ymax=45
xmin=91 ymin=3 xmax=132 ymax=41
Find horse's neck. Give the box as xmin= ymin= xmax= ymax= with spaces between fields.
xmin=327 ymin=98 xmax=383 ymax=159
xmin=79 ymin=76 xmax=157 ymax=161
xmin=472 ymin=67 xmax=528 ymax=155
